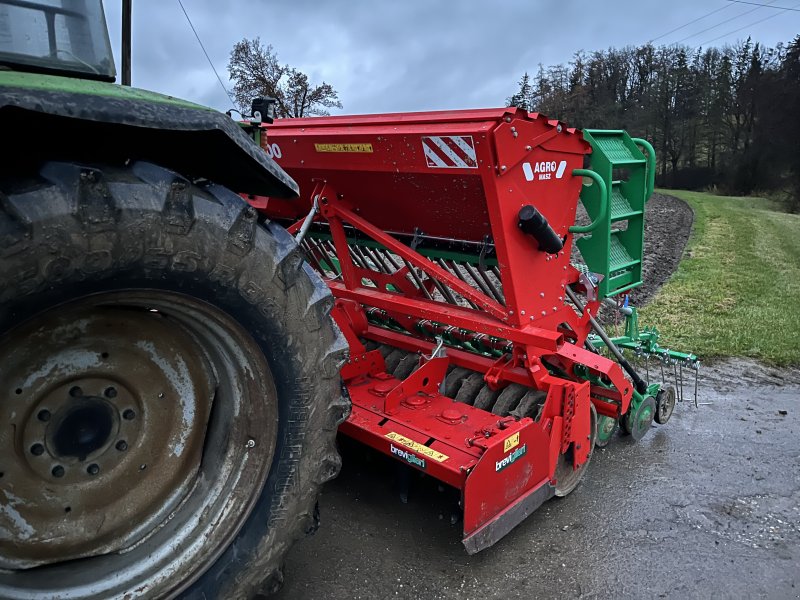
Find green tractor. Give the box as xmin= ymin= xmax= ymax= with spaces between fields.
xmin=0 ymin=2 xmax=347 ymax=598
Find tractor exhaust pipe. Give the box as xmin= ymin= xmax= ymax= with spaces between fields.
xmin=121 ymin=0 xmax=132 ymax=86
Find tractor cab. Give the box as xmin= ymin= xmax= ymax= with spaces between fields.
xmin=0 ymin=0 xmax=115 ymax=81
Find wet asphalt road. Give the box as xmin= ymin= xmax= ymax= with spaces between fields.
xmin=275 ymin=359 xmax=800 ymax=600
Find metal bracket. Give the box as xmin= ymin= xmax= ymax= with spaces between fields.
xmin=578 ymin=271 xmax=601 ymax=303
xmin=410 ymin=227 xmax=424 ymax=251
xmin=478 ymin=235 xmax=494 ymax=272
xmin=294 ymin=195 xmax=320 ymax=245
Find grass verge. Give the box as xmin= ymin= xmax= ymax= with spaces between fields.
xmin=639 ymin=189 xmax=800 ymax=366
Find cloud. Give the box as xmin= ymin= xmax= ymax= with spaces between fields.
xmin=102 ymin=0 xmax=800 ymax=115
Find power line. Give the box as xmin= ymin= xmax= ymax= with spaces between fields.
xmin=649 ymin=5 xmax=733 ymax=43
xmin=176 ymin=0 xmax=236 ymax=107
xmin=674 ymin=0 xmax=780 ymax=44
xmin=725 ymin=0 xmax=800 ymax=10
xmin=701 ymin=0 xmax=800 ymax=44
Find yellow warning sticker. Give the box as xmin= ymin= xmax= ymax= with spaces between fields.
xmin=503 ymin=432 xmax=520 ymax=453
xmin=385 ymin=432 xmax=449 ymax=463
xmin=314 ymin=143 xmax=373 ymax=153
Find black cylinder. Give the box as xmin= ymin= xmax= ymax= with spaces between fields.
xmin=517 ymin=205 xmax=564 ymax=254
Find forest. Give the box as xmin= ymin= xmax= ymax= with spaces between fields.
xmin=506 ymin=36 xmax=800 ymax=210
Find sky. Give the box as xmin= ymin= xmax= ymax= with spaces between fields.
xmin=102 ymin=0 xmax=800 ymax=116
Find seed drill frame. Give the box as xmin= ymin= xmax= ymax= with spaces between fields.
xmin=247 ymin=107 xmax=697 ymax=553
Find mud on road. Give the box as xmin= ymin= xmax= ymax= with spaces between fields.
xmin=275 ymin=360 xmax=800 ymax=599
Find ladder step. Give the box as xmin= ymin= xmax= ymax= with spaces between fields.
xmin=579 ymin=129 xmax=648 ymax=299
xmin=609 ymin=270 xmax=635 ymax=288
xmin=609 ymin=236 xmax=640 ymax=272
xmin=609 ymin=186 xmax=641 ymax=221
xmin=590 ymin=137 xmax=645 ymax=164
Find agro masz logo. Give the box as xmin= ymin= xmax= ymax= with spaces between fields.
xmin=522 ymin=160 xmax=567 ymax=181
xmin=495 ymin=444 xmax=527 ymax=472
xmin=390 ymin=444 xmax=426 ymax=469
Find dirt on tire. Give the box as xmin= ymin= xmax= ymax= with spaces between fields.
xmin=0 ymin=161 xmax=349 ymax=599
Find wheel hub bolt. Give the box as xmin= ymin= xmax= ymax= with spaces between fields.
xmin=30 ymin=443 xmax=44 ymax=456
xmin=87 ymin=463 xmax=100 ymax=476
xmin=69 ymin=386 xmax=83 ymax=398
xmin=116 ymin=440 xmax=128 ymax=451
xmin=37 ymin=409 xmax=51 ymax=422
xmin=51 ymin=465 xmax=65 ymax=478
xmin=122 ymin=409 xmax=136 ymax=420
xmin=104 ymin=387 xmax=117 ymax=399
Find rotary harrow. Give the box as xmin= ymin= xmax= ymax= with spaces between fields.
xmin=247 ymin=106 xmax=698 ymax=552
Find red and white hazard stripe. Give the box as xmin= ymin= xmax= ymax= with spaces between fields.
xmin=421 ymin=136 xmax=478 ymax=169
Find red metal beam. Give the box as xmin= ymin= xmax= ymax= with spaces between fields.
xmin=330 ymin=281 xmax=562 ymax=351
xmin=320 ymin=195 xmax=509 ymax=321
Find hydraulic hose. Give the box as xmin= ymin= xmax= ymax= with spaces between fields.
xmin=565 ymin=287 xmax=649 ymax=395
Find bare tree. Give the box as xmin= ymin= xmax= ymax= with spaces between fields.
xmin=227 ymin=38 xmax=342 ymax=117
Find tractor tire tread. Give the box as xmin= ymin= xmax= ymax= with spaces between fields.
xmin=0 ymin=161 xmax=348 ymax=599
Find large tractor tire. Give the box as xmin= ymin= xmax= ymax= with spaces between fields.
xmin=0 ymin=161 xmax=349 ymax=599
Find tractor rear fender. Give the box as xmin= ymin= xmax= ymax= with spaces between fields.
xmin=0 ymin=72 xmax=298 ymax=198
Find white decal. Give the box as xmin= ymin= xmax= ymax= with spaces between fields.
xmin=422 ymin=136 xmax=478 ymax=169
xmin=264 ymin=143 xmax=282 ymax=160
xmin=523 ymin=160 xmax=567 ymax=181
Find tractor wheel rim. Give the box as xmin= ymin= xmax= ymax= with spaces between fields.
xmin=0 ymin=291 xmax=277 ymax=599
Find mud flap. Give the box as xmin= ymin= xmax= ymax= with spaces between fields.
xmin=462 ymin=481 xmax=555 ymax=554
xmin=461 ymin=419 xmax=552 ymax=554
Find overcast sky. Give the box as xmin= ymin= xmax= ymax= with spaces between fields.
xmin=102 ymin=0 xmax=799 ymax=116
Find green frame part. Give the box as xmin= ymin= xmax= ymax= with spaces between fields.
xmin=575 ymin=130 xmax=656 ymax=299
xmin=588 ymin=306 xmax=699 ymax=366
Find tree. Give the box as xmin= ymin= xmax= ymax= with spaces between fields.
xmin=752 ymin=35 xmax=800 ymax=210
xmin=506 ymin=72 xmax=533 ymax=110
xmin=227 ymin=38 xmax=342 ymax=117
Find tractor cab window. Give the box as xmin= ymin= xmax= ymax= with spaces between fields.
xmin=0 ymin=0 xmax=115 ymax=81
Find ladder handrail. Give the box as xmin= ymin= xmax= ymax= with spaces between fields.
xmin=569 ymin=168 xmax=608 ymax=234
xmin=632 ymin=137 xmax=656 ymax=201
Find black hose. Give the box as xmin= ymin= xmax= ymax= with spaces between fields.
xmin=565 ymin=287 xmax=649 ymax=395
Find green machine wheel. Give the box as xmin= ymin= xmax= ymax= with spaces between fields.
xmin=595 ymin=415 xmax=618 ymax=448
xmin=625 ymin=396 xmax=656 ymax=441
xmin=655 ymin=386 xmax=676 ymax=424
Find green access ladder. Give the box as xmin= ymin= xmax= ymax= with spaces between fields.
xmin=575 ymin=130 xmax=656 ymax=299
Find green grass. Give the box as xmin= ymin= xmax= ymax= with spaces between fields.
xmin=639 ymin=189 xmax=800 ymax=366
